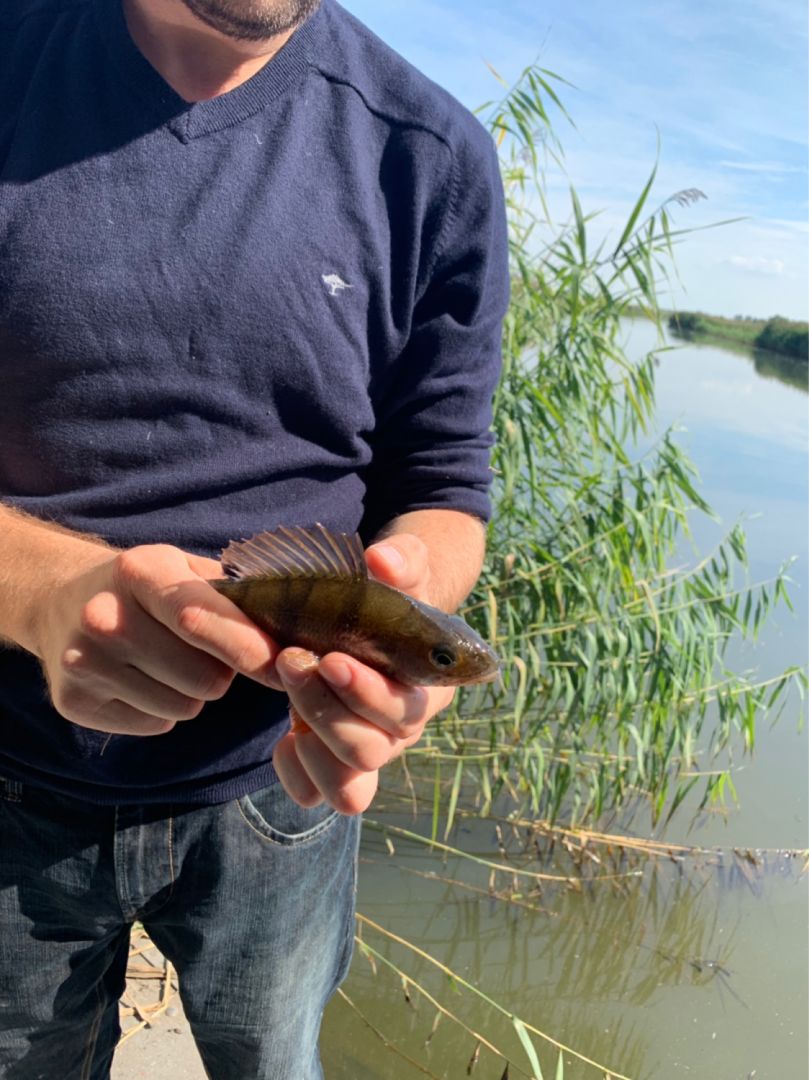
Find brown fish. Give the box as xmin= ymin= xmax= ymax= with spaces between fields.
xmin=212 ymin=524 xmax=500 ymax=687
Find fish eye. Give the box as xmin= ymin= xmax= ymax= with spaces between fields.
xmin=430 ymin=646 xmax=457 ymax=669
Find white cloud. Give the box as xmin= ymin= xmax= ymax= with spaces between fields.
xmin=720 ymin=160 xmax=807 ymax=174
xmin=726 ymin=255 xmax=786 ymax=275
xmin=342 ymin=0 xmax=809 ymax=319
xmin=661 ymin=222 xmax=808 ymax=319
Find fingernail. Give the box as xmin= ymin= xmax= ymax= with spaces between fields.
xmin=279 ymin=651 xmax=318 ymax=686
xmin=373 ymin=544 xmax=405 ymax=570
xmin=320 ymin=660 xmax=351 ymax=689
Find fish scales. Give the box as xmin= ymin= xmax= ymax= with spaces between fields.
xmin=223 ymin=575 xmax=369 ymax=654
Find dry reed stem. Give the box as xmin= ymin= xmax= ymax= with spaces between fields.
xmin=362 ymin=855 xmax=559 ymax=916
xmin=357 ymin=912 xmax=634 ymax=1079
xmin=336 ymin=989 xmax=461 ymax=1080
xmin=118 ymin=934 xmax=178 ymax=1047
xmin=352 ymin=945 xmax=531 ymax=1078
xmin=365 ymin=819 xmax=643 ymax=885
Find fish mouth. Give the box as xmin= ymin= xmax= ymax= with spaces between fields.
xmin=463 ymin=667 xmax=501 ymax=685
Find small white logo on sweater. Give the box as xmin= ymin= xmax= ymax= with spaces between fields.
xmin=322 ymin=273 xmax=352 ymax=297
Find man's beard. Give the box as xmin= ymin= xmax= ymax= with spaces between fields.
xmin=178 ymin=0 xmax=321 ymax=41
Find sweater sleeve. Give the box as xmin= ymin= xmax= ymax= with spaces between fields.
xmin=361 ymin=130 xmax=510 ymax=538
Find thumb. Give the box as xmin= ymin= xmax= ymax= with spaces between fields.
xmin=187 ymin=552 xmax=227 ymax=581
xmin=365 ymin=533 xmax=431 ymax=601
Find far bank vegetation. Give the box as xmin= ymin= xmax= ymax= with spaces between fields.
xmin=668 ymin=310 xmax=808 ymax=360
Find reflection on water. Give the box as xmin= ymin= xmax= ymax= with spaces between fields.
xmin=668 ymin=327 xmax=808 ymax=396
xmin=750 ymin=348 xmax=808 ymax=393
xmin=323 ymin=824 xmax=781 ymax=1079
xmin=322 ymin=323 xmax=809 ymax=1080
xmin=325 ymin=812 xmax=806 ymax=1079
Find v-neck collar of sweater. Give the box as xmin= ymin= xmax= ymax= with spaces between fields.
xmin=92 ymin=0 xmax=324 ymax=141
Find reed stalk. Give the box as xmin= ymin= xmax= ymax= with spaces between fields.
xmin=348 ymin=62 xmax=805 ymax=1080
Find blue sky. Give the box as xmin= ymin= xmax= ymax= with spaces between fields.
xmin=341 ymin=0 xmax=808 ymax=320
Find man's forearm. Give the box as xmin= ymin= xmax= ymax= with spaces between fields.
xmin=0 ymin=504 xmax=113 ymax=655
xmin=372 ymin=508 xmax=486 ymax=613
xmin=1 ymin=502 xmax=486 ymax=651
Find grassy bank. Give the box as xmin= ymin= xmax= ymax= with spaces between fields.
xmin=667 ymin=310 xmax=808 ymax=360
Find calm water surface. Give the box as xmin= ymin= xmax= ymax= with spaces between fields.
xmin=322 ymin=322 xmax=808 ymax=1080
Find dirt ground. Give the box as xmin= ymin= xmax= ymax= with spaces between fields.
xmin=110 ymin=928 xmax=207 ymax=1080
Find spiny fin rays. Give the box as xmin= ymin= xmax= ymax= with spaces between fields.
xmin=220 ymin=523 xmax=367 ymax=582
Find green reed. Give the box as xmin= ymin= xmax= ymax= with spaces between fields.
xmin=420 ymin=63 xmax=806 ymax=831
xmin=343 ymin=65 xmax=806 ymax=1080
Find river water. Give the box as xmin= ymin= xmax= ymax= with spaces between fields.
xmin=321 ymin=321 xmax=808 ymax=1080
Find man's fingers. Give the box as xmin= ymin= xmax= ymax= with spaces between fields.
xmin=292 ymin=729 xmax=379 ymax=815
xmin=186 ymin=553 xmax=227 ymax=580
xmin=274 ymin=724 xmax=379 ymax=816
xmin=114 ymin=545 xmax=278 ymax=683
xmin=317 ymin=652 xmax=432 ymax=739
xmin=74 ymin=699 xmax=178 ymax=738
xmin=60 ymin=641 xmax=206 ymax=722
xmin=277 ymin=650 xmax=399 ymax=772
xmin=77 ymin=589 xmax=236 ymax=701
xmin=272 ymin=732 xmax=325 ymax=808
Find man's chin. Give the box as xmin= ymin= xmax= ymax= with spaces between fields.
xmin=178 ymin=0 xmax=321 ymax=42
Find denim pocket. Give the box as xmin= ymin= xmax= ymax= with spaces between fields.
xmin=236 ymin=781 xmax=341 ymax=846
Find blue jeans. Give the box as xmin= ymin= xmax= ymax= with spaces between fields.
xmin=0 ymin=775 xmax=360 ymax=1080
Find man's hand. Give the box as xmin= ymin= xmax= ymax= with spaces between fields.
xmin=34 ymin=543 xmax=279 ymax=736
xmin=272 ymin=534 xmax=455 ymax=815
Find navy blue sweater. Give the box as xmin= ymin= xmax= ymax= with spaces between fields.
xmin=0 ymin=0 xmax=509 ymax=803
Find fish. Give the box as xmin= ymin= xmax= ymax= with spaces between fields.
xmin=211 ymin=523 xmax=500 ymax=687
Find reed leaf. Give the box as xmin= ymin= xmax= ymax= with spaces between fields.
xmin=351 ymin=60 xmax=805 ymax=1080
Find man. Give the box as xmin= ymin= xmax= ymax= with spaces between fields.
xmin=0 ymin=0 xmax=509 ymax=1076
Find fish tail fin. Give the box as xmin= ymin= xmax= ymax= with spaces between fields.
xmin=289 ymin=706 xmax=311 ymax=735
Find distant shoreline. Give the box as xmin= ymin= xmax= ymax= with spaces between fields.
xmin=669 ymin=311 xmax=807 ymax=361
xmin=627 ymin=308 xmax=808 ymax=362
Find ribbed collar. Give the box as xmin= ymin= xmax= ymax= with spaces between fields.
xmin=92 ymin=0 xmax=325 ymax=141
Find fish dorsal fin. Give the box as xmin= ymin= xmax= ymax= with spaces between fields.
xmin=221 ymin=524 xmax=367 ymax=582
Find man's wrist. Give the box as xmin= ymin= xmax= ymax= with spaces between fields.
xmin=0 ymin=504 xmax=114 ymax=656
